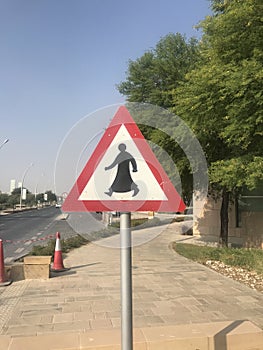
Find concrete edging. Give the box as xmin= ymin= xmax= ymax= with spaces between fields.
xmin=1 ymin=321 xmax=262 ymax=350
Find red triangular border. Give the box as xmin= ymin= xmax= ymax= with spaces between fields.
xmin=62 ymin=106 xmax=186 ymax=212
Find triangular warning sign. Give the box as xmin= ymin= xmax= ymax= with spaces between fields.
xmin=62 ymin=106 xmax=186 ymax=212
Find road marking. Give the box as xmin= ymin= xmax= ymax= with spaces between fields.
xmin=37 ymin=232 xmax=42 ymax=236
xmin=24 ymin=241 xmax=32 ymax=246
xmin=4 ymin=257 xmax=14 ymax=263
xmin=31 ymin=236 xmax=37 ymax=240
xmin=14 ymin=247 xmax=25 ymax=254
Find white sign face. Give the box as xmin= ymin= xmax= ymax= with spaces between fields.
xmin=22 ymin=188 xmax=27 ymax=200
xmin=78 ymin=125 xmax=167 ymax=201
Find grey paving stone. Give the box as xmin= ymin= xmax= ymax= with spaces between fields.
xmin=0 ymin=220 xmax=262 ymax=339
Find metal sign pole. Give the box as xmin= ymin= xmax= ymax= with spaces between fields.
xmin=120 ymin=212 xmax=133 ymax=350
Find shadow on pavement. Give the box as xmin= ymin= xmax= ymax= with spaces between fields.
xmin=214 ymin=320 xmax=245 ymax=350
xmin=50 ymin=262 xmax=102 ymax=278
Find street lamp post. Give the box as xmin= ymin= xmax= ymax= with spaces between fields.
xmin=19 ymin=163 xmax=34 ymax=209
xmin=35 ymin=173 xmax=44 ymax=206
xmin=0 ymin=139 xmax=9 ymax=194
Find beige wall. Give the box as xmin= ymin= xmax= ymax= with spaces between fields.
xmin=193 ymin=195 xmax=263 ymax=248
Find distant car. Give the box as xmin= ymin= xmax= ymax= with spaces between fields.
xmin=55 ymin=203 xmax=62 ymax=208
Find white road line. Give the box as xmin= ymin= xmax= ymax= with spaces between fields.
xmin=31 ymin=236 xmax=37 ymax=240
xmin=14 ymin=247 xmax=25 ymax=254
xmin=24 ymin=241 xmax=32 ymax=246
xmin=37 ymin=232 xmax=42 ymax=236
xmin=4 ymin=257 xmax=13 ymax=263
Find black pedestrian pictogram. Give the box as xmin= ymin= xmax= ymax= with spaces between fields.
xmin=104 ymin=143 xmax=139 ymax=197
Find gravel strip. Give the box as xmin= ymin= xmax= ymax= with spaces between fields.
xmin=204 ymin=260 xmax=263 ymax=293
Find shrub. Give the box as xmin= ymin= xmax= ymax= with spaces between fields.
xmin=29 ymin=235 xmax=89 ymax=260
xmin=173 ymin=243 xmax=263 ymax=274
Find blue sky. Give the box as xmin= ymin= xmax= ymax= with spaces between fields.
xmin=0 ymin=0 xmax=211 ymax=194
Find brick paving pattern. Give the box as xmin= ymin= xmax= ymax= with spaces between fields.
xmin=0 ymin=221 xmax=262 ymax=339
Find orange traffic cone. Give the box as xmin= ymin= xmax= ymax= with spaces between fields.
xmin=0 ymin=239 xmax=12 ymax=286
xmin=51 ymin=232 xmax=69 ymax=272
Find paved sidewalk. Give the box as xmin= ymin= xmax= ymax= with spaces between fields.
xmin=0 ymin=220 xmax=262 ymax=345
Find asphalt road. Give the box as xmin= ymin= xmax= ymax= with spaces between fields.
xmin=0 ymin=206 xmax=63 ymax=262
xmin=0 ymin=207 xmax=107 ymax=263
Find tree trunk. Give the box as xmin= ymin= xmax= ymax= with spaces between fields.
xmin=220 ymin=187 xmax=230 ymax=247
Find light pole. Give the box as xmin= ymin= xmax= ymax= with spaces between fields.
xmin=0 ymin=139 xmax=9 ymax=194
xmin=0 ymin=139 xmax=9 ymax=150
xmin=35 ymin=172 xmax=44 ymax=206
xmin=19 ymin=163 xmax=34 ymax=209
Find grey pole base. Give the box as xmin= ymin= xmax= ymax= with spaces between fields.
xmin=0 ymin=279 xmax=12 ymax=287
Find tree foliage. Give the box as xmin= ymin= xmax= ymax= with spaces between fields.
xmin=173 ymin=0 xmax=263 ymax=245
xmin=0 ymin=189 xmax=58 ymax=210
xmin=118 ymin=0 xmax=263 ymax=246
xmin=118 ymin=33 xmax=200 ymax=108
xmin=118 ymin=34 xmax=201 ymax=202
xmin=174 ymin=0 xmax=263 ymax=193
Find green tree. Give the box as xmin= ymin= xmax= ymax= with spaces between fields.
xmin=0 ymin=193 xmax=9 ymax=210
xmin=8 ymin=188 xmax=21 ymax=208
xmin=11 ymin=188 xmax=22 ymax=196
xmin=118 ymin=34 xmax=201 ymax=202
xmin=25 ymin=192 xmax=35 ymax=207
xmin=36 ymin=193 xmax=44 ymax=203
xmin=7 ymin=195 xmax=17 ymax=209
xmin=174 ymin=0 xmax=263 ymax=245
xmin=118 ymin=33 xmax=200 ymax=109
xmin=10 ymin=187 xmax=36 ymax=207
xmin=45 ymin=190 xmax=57 ymax=202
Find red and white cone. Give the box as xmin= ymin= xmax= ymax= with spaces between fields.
xmin=0 ymin=239 xmax=12 ymax=286
xmin=51 ymin=232 xmax=69 ymax=272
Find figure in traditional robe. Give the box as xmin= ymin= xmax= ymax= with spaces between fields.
xmin=104 ymin=143 xmax=139 ymax=197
